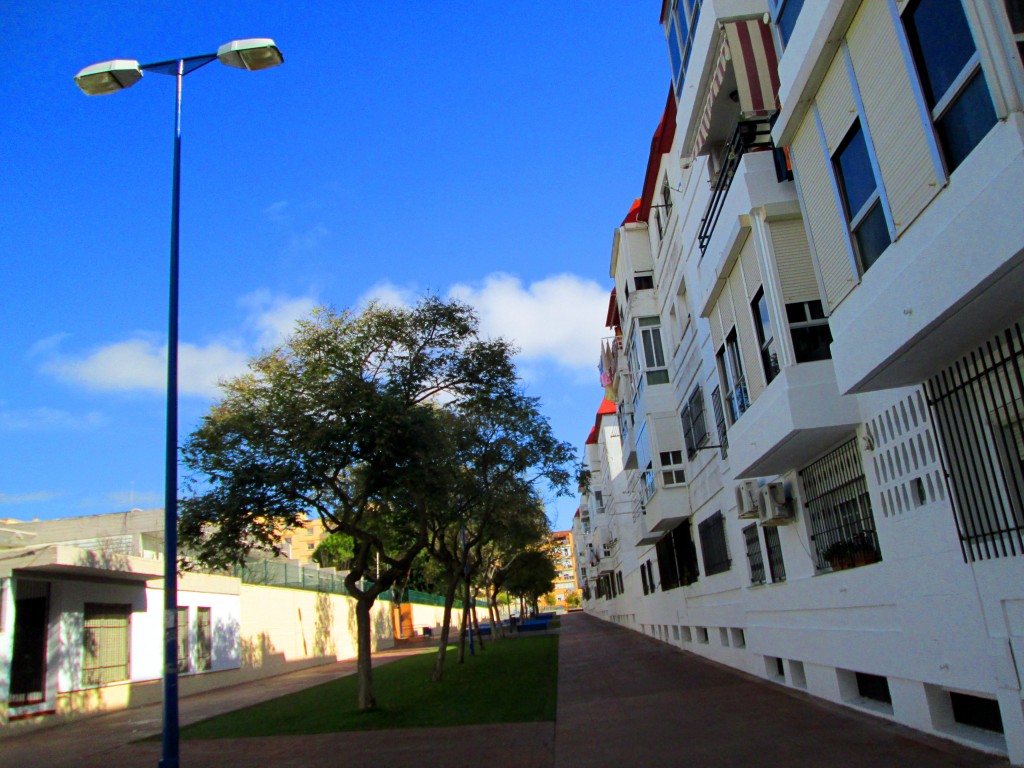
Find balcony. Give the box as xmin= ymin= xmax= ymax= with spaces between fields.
xmin=727 ymin=359 xmax=862 ymax=479
xmin=634 ymin=482 xmax=692 ymax=546
xmin=697 ymin=151 xmax=797 ymax=317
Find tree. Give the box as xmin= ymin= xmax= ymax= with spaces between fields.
xmin=566 ymin=591 xmax=582 ymax=610
xmin=312 ymin=532 xmax=355 ymax=570
xmin=179 ymin=297 xmax=519 ymax=710
xmin=423 ymin=392 xmax=574 ymax=680
xmin=502 ymin=549 xmax=557 ymax=616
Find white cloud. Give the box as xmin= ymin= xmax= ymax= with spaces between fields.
xmin=449 ymin=273 xmax=609 ymax=370
xmin=286 ymin=224 xmax=329 ymax=254
xmin=0 ymin=491 xmax=64 ymax=505
xmin=239 ymin=290 xmax=318 ymax=349
xmin=0 ymin=407 xmax=104 ymax=431
xmin=46 ymin=338 xmax=248 ymax=398
xmin=105 ymin=490 xmax=161 ymax=508
xmin=262 ymin=200 xmax=290 ymax=223
xmin=42 ymin=291 xmax=319 ymax=399
xmin=28 ymin=333 xmax=70 ymax=357
xmin=356 ymin=280 xmax=417 ymax=310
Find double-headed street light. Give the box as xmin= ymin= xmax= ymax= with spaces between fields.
xmin=76 ymin=38 xmax=283 ymax=768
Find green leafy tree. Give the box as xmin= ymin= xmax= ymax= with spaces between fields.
xmin=178 ymin=297 xmax=517 ymax=710
xmin=502 ymin=549 xmax=557 ymax=616
xmin=311 ymin=533 xmax=355 ymax=570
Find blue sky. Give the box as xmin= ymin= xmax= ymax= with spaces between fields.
xmin=1 ymin=2 xmax=668 ymax=532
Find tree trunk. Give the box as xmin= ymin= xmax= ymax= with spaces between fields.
xmin=457 ymin=581 xmax=470 ymax=664
xmin=470 ymin=588 xmax=485 ymax=651
xmin=355 ymin=596 xmax=376 ymax=710
xmin=432 ymin=571 xmax=460 ymax=683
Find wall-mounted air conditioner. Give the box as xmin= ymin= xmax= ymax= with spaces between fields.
xmin=735 ymin=480 xmax=761 ymax=519
xmin=759 ymin=481 xmax=793 ymax=526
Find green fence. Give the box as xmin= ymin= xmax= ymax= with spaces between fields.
xmin=232 ymin=559 xmax=484 ymax=608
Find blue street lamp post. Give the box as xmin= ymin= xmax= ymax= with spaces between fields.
xmin=75 ymin=39 xmax=283 ymax=768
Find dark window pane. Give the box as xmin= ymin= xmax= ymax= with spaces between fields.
xmin=904 ymin=0 xmax=978 ymax=107
xmin=786 ymin=303 xmax=807 ymax=324
xmin=835 ymin=124 xmax=875 ymax=219
xmin=935 ymin=69 xmax=997 ymax=173
xmin=792 ymin=324 xmax=833 ymax=363
xmin=668 ymin=18 xmax=683 ymax=84
xmin=776 ymin=0 xmax=805 ymax=47
xmin=808 ymin=300 xmax=825 ymax=320
xmin=854 ymin=201 xmax=891 ymax=272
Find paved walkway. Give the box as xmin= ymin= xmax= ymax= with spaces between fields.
xmin=0 ymin=613 xmax=1009 ymax=767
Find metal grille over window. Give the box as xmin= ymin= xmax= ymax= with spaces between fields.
xmin=698 ymin=512 xmax=731 ymax=575
xmin=82 ymin=603 xmax=130 ymax=686
xmin=764 ymin=526 xmax=787 ymax=582
xmin=711 ymin=386 xmax=729 ymax=458
xmin=196 ymin=607 xmax=212 ymax=671
xmin=682 ymin=386 xmax=709 ymax=458
xmin=176 ymin=606 xmax=190 ymax=673
xmin=744 ymin=524 xmax=766 ymax=584
xmin=800 ymin=438 xmax=881 ymax=571
xmin=926 ymin=321 xmax=1024 ymax=562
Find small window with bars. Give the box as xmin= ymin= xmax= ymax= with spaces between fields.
xmin=196 ymin=607 xmax=212 ymax=672
xmin=698 ymin=512 xmax=731 ymax=576
xmin=764 ymin=526 xmax=787 ymax=582
xmin=711 ymin=386 xmax=729 ymax=459
xmin=177 ymin=606 xmax=191 ymax=673
xmin=800 ymin=438 xmax=881 ymax=571
xmin=744 ymin=524 xmax=766 ymax=584
xmin=681 ymin=385 xmax=709 ymax=458
xmin=82 ymin=603 xmax=131 ymax=686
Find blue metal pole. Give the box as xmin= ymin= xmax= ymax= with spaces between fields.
xmin=159 ymin=58 xmax=184 ymax=768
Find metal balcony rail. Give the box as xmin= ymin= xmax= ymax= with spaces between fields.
xmin=697 ymin=119 xmax=774 ymax=256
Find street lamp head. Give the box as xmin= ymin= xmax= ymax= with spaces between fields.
xmin=74 ymin=59 xmax=143 ymax=96
xmin=216 ymin=38 xmax=284 ymax=71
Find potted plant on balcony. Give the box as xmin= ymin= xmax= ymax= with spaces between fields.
xmin=821 ymin=532 xmax=880 ymax=571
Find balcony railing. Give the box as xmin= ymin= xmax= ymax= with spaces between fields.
xmin=698 ymin=119 xmax=773 ymax=255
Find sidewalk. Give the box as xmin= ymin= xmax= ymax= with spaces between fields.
xmin=0 ymin=613 xmax=1009 ymax=767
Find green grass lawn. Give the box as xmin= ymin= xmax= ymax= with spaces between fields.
xmin=180 ymin=635 xmax=558 ymax=739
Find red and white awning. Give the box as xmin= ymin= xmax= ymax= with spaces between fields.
xmin=691 ymin=18 xmax=780 ymax=158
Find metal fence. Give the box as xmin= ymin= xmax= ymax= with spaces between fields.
xmin=231 ymin=559 xmax=486 ymax=607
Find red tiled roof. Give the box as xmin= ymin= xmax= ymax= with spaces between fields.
xmin=621 ymin=198 xmax=641 ymax=226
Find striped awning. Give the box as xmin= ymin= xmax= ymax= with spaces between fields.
xmin=691 ymin=18 xmax=780 ymax=157
xmin=725 ymin=18 xmax=780 ymax=118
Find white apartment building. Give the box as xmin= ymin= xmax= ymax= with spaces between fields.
xmin=574 ymin=0 xmax=1024 ymax=762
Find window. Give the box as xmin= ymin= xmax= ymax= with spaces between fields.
xmin=641 ymin=564 xmax=650 ymax=595
xmin=196 ymin=607 xmax=212 ymax=672
xmin=1009 ymin=1 xmax=1024 ymax=63
xmin=655 ymin=175 xmax=674 ymax=240
xmin=681 ymin=385 xmax=709 ymax=458
xmin=655 ymin=523 xmax=699 ymax=591
xmin=764 ymin=526 xmax=787 ymax=582
xmin=664 ymin=0 xmax=704 ymax=95
xmin=698 ymin=512 xmax=731 ymax=576
xmin=752 ymin=289 xmax=780 ymax=384
xmin=83 ymin=603 xmax=131 ymax=686
xmin=833 ymin=121 xmax=890 ymax=273
xmin=711 ymin=386 xmax=729 ymax=459
xmin=176 ymin=606 xmax=190 ymax=673
xmin=717 ymin=329 xmax=749 ymax=423
xmin=636 ymin=422 xmax=656 ymax=504
xmin=800 ymin=438 xmax=881 ymax=571
xmin=634 ymin=274 xmax=655 ymax=291
xmin=593 ymin=490 xmax=605 ymax=515
xmin=926 ymin=320 xmax=1024 ymax=562
xmin=769 ymin=0 xmax=805 ymax=49
xmin=629 ymin=317 xmax=670 ymax=388
xmin=903 ymin=0 xmax=997 ymax=174
xmin=744 ymin=524 xmax=766 ymax=584
xmin=659 ymin=450 xmax=687 ymax=486
xmin=786 ymin=301 xmax=833 ymax=363
xmin=617 ymin=571 xmax=624 ymax=594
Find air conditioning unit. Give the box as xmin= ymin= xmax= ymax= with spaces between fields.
xmin=735 ymin=480 xmax=761 ymax=519
xmin=759 ymin=481 xmax=793 ymax=526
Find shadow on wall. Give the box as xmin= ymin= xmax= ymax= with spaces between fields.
xmin=212 ymin=617 xmax=241 ymax=669
xmin=240 ymin=631 xmax=278 ymax=670
xmin=313 ymin=592 xmax=335 ymax=659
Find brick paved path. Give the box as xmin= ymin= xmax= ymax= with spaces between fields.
xmin=0 ymin=613 xmax=1008 ymax=767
